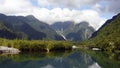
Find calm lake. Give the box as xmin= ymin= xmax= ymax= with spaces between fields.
xmin=0 ymin=50 xmax=120 ymax=68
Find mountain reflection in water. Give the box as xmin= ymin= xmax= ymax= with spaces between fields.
xmin=0 ymin=51 xmax=119 ymax=68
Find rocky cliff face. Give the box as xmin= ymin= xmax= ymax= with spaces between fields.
xmin=51 ymin=21 xmax=95 ymax=41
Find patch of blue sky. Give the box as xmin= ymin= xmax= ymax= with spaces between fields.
xmin=100 ymin=13 xmax=114 ymax=19
xmin=99 ymin=0 xmax=109 ymax=7
xmin=30 ymin=0 xmax=38 ymax=6
xmin=79 ymin=5 xmax=92 ymax=10
xmin=43 ymin=6 xmax=54 ymax=10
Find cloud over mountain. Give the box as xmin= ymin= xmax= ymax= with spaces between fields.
xmin=0 ymin=0 xmax=119 ymax=30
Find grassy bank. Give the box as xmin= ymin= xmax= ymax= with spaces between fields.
xmin=0 ymin=38 xmax=73 ymax=52
xmin=77 ymin=38 xmax=120 ymax=53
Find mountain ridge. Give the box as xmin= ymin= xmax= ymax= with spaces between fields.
xmin=87 ymin=13 xmax=120 ymax=51
xmin=0 ymin=13 xmax=64 ymax=40
xmin=51 ymin=21 xmax=95 ymax=41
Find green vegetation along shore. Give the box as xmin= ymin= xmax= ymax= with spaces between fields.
xmin=0 ymin=38 xmax=73 ymax=52
xmin=78 ymin=13 xmax=120 ymax=53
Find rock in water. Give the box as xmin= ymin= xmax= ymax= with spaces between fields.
xmin=0 ymin=46 xmax=20 ymax=54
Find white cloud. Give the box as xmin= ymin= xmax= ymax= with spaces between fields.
xmin=30 ymin=8 xmax=106 ymax=30
xmin=38 ymin=0 xmax=100 ymax=8
xmin=108 ymin=0 xmax=120 ymax=13
xmin=37 ymin=0 xmax=120 ymax=14
xmin=0 ymin=0 xmax=33 ymax=14
xmin=38 ymin=0 xmax=50 ymax=7
xmin=92 ymin=0 xmax=120 ymax=14
xmin=1 ymin=0 xmax=116 ymax=30
xmin=93 ymin=4 xmax=103 ymax=12
xmin=76 ymin=10 xmax=106 ymax=30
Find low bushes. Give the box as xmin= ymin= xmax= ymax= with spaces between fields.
xmin=0 ymin=38 xmax=73 ymax=52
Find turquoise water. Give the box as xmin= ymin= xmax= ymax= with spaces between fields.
xmin=0 ymin=51 xmax=119 ymax=68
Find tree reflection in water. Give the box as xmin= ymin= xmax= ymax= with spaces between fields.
xmin=0 ymin=51 xmax=119 ymax=68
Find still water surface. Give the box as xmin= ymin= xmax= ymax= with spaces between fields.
xmin=0 ymin=50 xmax=119 ymax=68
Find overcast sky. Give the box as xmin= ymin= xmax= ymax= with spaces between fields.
xmin=0 ymin=0 xmax=120 ymax=30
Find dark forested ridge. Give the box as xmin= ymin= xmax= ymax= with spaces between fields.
xmin=92 ymin=13 xmax=120 ymax=39
xmin=92 ymin=13 xmax=120 ymax=38
xmin=0 ymin=20 xmax=27 ymax=39
xmin=83 ymin=13 xmax=120 ymax=51
xmin=0 ymin=13 xmax=95 ymax=41
xmin=0 ymin=13 xmax=64 ymax=40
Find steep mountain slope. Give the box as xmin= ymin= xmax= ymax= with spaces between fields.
xmin=90 ymin=13 xmax=120 ymax=50
xmin=92 ymin=13 xmax=120 ymax=39
xmin=0 ymin=13 xmax=63 ymax=40
xmin=51 ymin=21 xmax=95 ymax=41
xmin=66 ymin=22 xmax=95 ymax=41
xmin=0 ymin=21 xmax=27 ymax=39
xmin=51 ymin=21 xmax=74 ymax=34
